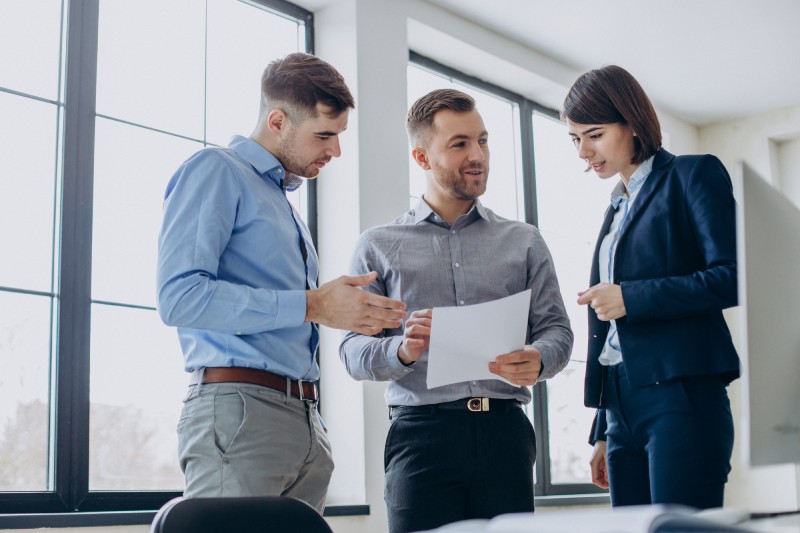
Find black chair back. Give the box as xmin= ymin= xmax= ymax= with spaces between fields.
xmin=150 ymin=496 xmax=333 ymax=533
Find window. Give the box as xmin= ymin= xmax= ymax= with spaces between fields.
xmin=0 ymin=0 xmax=313 ymax=514
xmin=407 ymin=53 xmax=611 ymax=498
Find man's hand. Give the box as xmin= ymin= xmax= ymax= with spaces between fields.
xmin=397 ymin=309 xmax=432 ymax=365
xmin=577 ymin=282 xmax=626 ymax=321
xmin=488 ymin=345 xmax=542 ymax=386
xmin=589 ymin=440 xmax=609 ymax=489
xmin=306 ymin=272 xmax=406 ymax=335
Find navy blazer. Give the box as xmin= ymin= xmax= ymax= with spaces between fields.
xmin=586 ymin=149 xmax=741 ymax=441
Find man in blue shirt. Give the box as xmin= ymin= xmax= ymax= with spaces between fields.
xmin=157 ymin=53 xmax=406 ymax=512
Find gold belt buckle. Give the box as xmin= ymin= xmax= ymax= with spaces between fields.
xmin=467 ymin=397 xmax=489 ymax=412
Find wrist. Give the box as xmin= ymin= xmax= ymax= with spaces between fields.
xmin=304 ymin=289 xmax=316 ymax=322
xmin=397 ymin=344 xmax=415 ymax=366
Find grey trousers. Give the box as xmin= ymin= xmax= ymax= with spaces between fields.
xmin=177 ymin=381 xmax=334 ymax=512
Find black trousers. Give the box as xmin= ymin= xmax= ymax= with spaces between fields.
xmin=384 ymin=399 xmax=535 ymax=533
xmin=604 ymin=364 xmax=734 ymax=509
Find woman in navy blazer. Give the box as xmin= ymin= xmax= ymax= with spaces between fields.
xmin=562 ymin=65 xmax=740 ymax=509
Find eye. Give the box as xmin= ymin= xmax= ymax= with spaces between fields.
xmin=570 ymin=137 xmax=580 ymax=146
xmin=451 ymin=141 xmax=465 ymax=149
xmin=478 ymin=138 xmax=488 ymax=145
xmin=590 ymin=133 xmax=602 ymax=140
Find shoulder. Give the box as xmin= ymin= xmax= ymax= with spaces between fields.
xmin=357 ymin=210 xmax=415 ymax=244
xmin=481 ymin=206 xmax=542 ymax=238
xmin=664 ymin=152 xmax=728 ymax=178
xmin=165 ymin=147 xmax=244 ymax=200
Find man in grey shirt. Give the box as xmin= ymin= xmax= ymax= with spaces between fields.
xmin=339 ymin=89 xmax=573 ymax=533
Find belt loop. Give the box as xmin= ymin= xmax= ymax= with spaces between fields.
xmin=285 ymin=376 xmax=291 ymax=401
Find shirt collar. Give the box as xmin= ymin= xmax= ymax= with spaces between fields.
xmin=610 ymin=154 xmax=655 ymax=209
xmin=411 ymin=196 xmax=488 ymax=226
xmin=227 ymin=135 xmax=303 ymax=191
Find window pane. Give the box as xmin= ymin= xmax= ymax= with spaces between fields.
xmin=0 ymin=0 xmax=62 ymax=101
xmin=545 ymin=360 xmax=595 ymax=484
xmin=0 ymin=92 xmax=59 ymax=292
xmin=532 ymin=112 xmax=616 ymax=364
xmin=91 ymin=118 xmax=202 ymax=307
xmin=205 ymin=0 xmax=303 ymax=146
xmin=96 ymin=0 xmax=205 ymax=138
xmin=532 ymin=112 xmax=616 ymax=485
xmin=457 ymin=82 xmax=522 ymax=221
xmin=406 ymin=65 xmax=445 ymax=205
xmin=89 ymin=304 xmax=184 ymax=490
xmin=0 ymin=292 xmax=53 ymax=491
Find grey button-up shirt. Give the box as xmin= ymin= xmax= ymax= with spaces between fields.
xmin=339 ymin=198 xmax=573 ymax=407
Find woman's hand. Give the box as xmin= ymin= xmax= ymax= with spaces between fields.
xmin=589 ymin=440 xmax=609 ymax=489
xmin=578 ymin=282 xmax=626 ymax=321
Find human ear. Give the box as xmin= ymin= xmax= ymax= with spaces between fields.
xmin=267 ymin=109 xmax=288 ymax=135
xmin=411 ymin=147 xmax=430 ymax=170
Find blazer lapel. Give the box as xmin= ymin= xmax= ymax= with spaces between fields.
xmin=590 ymin=205 xmax=617 ymax=285
xmin=617 ymin=149 xmax=675 ymax=241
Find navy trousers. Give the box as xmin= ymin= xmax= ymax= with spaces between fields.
xmin=384 ymin=399 xmax=536 ymax=533
xmin=604 ymin=364 xmax=734 ymax=509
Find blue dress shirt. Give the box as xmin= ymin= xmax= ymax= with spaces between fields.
xmin=157 ymin=135 xmax=319 ymax=380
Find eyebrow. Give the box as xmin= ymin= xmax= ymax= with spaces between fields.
xmin=314 ymin=128 xmax=344 ymax=136
xmin=570 ymin=126 xmax=603 ymax=137
xmin=446 ymin=131 xmax=489 ymax=142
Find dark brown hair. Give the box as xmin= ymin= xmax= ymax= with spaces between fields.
xmin=261 ymin=52 xmax=354 ymax=119
xmin=562 ymin=65 xmax=661 ymax=164
xmin=407 ymin=89 xmax=475 ymax=147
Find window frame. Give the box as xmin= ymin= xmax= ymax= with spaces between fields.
xmin=0 ymin=0 xmax=319 ymax=520
xmin=409 ymin=51 xmax=608 ymax=500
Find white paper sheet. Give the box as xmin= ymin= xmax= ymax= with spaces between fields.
xmin=426 ymin=289 xmax=531 ymax=389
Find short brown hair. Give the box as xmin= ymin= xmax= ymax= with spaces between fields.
xmin=261 ymin=52 xmax=354 ymax=120
xmin=407 ymin=89 xmax=475 ymax=147
xmin=562 ymin=65 xmax=661 ymax=164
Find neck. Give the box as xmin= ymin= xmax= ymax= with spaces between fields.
xmin=423 ymin=193 xmax=473 ymax=225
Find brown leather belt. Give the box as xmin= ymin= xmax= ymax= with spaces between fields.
xmin=200 ymin=367 xmax=318 ymax=402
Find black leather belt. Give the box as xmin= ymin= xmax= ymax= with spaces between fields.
xmin=390 ymin=397 xmax=520 ymax=418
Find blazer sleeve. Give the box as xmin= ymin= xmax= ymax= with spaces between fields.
xmin=621 ymin=155 xmax=738 ymax=323
xmin=588 ymin=408 xmax=607 ymax=445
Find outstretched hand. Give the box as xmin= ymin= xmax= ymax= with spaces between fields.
xmin=306 ymin=272 xmax=406 ymax=335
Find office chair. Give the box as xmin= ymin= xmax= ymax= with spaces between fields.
xmin=150 ymin=495 xmax=333 ymax=533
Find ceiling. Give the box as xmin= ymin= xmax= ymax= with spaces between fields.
xmin=424 ymin=0 xmax=800 ymax=126
xmin=296 ymin=0 xmax=800 ymax=126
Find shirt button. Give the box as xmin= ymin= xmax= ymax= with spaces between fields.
xmin=459 ymin=300 xmax=465 ymax=305
xmin=454 ymin=262 xmax=460 ymax=268
xmin=451 ymin=230 xmax=456 ymax=235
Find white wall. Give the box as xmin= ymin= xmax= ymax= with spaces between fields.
xmin=699 ymin=104 xmax=800 ymax=513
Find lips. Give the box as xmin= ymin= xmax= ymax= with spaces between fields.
xmin=463 ymin=165 xmax=485 ymax=176
xmin=590 ymin=161 xmax=606 ymax=172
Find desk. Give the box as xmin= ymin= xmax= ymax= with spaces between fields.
xmin=420 ymin=507 xmax=800 ymax=532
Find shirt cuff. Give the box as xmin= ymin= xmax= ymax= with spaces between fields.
xmin=532 ymin=341 xmax=558 ymax=381
xmin=385 ymin=336 xmax=415 ymax=375
xmin=273 ymin=290 xmax=308 ymax=329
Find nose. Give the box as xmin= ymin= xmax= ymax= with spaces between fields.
xmin=327 ymin=136 xmax=341 ymax=158
xmin=577 ymin=140 xmax=591 ymax=160
xmin=468 ymin=142 xmax=486 ymax=162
